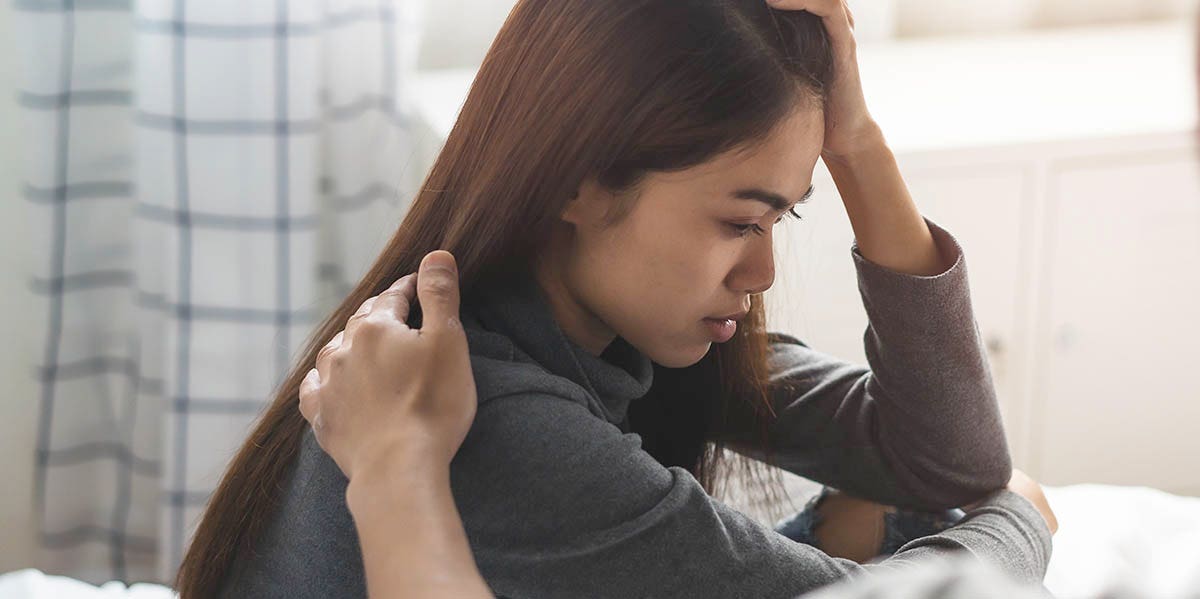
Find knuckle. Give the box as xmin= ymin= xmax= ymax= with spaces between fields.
xmin=298 ymin=388 xmax=319 ymax=418
xmin=319 ymin=332 xmax=344 ymax=357
xmin=353 ymin=297 xmax=375 ymax=316
xmin=422 ymin=275 xmax=456 ymax=298
xmin=298 ymin=395 xmax=316 ymax=420
xmin=354 ymin=314 xmax=388 ymax=339
xmin=377 ymin=288 xmax=411 ymax=302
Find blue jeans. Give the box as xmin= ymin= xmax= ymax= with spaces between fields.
xmin=774 ymin=486 xmax=967 ymax=561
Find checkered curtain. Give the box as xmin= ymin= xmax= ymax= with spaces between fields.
xmin=14 ymin=0 xmax=429 ymax=585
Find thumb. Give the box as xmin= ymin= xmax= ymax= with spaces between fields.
xmin=417 ymin=250 xmax=462 ymax=335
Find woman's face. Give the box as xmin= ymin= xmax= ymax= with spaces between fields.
xmin=539 ymin=106 xmax=825 ymax=368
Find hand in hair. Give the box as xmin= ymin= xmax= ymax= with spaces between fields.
xmin=299 ymin=250 xmax=478 ymax=480
xmin=765 ymin=0 xmax=882 ymax=161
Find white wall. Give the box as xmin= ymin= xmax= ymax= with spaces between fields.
xmin=410 ymin=0 xmax=1199 ymax=70
xmin=416 ymin=0 xmax=516 ymax=69
xmin=896 ymin=0 xmax=1195 ymax=37
xmin=0 ymin=0 xmax=39 ymax=573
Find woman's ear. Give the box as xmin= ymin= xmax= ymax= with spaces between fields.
xmin=560 ymin=179 xmax=608 ymax=227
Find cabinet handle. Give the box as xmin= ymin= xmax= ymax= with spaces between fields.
xmin=1056 ymin=325 xmax=1078 ymax=350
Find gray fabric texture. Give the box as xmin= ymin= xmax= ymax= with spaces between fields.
xmin=218 ymin=216 xmax=1053 ymax=598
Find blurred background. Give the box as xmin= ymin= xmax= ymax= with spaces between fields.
xmin=1 ymin=0 xmax=1198 ymax=594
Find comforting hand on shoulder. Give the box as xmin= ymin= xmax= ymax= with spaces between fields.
xmin=298 ymin=251 xmax=478 ymax=480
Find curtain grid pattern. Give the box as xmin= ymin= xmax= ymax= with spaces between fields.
xmin=15 ymin=0 xmax=429 ymax=584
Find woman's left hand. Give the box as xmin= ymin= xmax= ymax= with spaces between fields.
xmin=766 ymin=0 xmax=881 ymax=161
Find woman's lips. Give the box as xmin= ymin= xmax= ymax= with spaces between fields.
xmin=702 ymin=317 xmax=737 ymax=343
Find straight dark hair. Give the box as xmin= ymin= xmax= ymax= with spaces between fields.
xmin=176 ymin=1 xmax=833 ymax=596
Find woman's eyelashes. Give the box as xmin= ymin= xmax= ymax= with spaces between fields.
xmin=728 ymin=206 xmax=805 ymax=238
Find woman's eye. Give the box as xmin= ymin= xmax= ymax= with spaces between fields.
xmin=729 ymin=223 xmax=765 ymax=238
xmin=727 ymin=208 xmax=804 ymax=238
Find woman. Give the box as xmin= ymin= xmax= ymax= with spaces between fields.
xmin=299 ymin=249 xmax=1056 ymax=599
xmin=177 ymin=0 xmax=1057 ymax=597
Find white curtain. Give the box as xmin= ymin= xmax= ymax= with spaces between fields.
xmin=13 ymin=0 xmax=431 ymax=585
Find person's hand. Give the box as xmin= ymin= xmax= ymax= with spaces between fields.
xmin=963 ymin=469 xmax=1059 ymax=536
xmin=764 ymin=0 xmax=882 ymax=161
xmin=298 ymin=250 xmax=477 ymax=480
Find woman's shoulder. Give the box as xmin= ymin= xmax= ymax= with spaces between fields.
xmin=766 ymin=330 xmax=811 ymax=348
xmin=463 ymin=325 xmax=593 ymax=409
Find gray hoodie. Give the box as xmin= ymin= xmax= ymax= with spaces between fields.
xmin=219 ymin=216 xmax=1053 ymax=599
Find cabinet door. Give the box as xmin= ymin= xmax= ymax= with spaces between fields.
xmin=1036 ymin=153 xmax=1200 ymax=495
xmin=766 ymin=162 xmax=1028 ymax=458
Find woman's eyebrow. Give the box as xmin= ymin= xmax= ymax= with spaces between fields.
xmin=730 ymin=184 xmax=816 ymax=210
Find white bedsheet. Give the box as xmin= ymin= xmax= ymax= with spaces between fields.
xmin=3 ymin=484 xmax=1199 ymax=598
xmin=0 ymin=570 xmax=174 ymax=599
xmin=1042 ymin=484 xmax=1200 ymax=599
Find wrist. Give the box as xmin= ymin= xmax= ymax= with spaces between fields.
xmin=352 ymin=422 xmax=451 ymax=476
xmin=346 ymin=441 xmax=450 ymax=515
xmin=821 ymin=122 xmax=888 ymax=169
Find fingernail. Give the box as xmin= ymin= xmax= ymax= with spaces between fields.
xmin=422 ymin=251 xmax=457 ymax=275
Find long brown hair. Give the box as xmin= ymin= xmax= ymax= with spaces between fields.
xmin=176 ymin=0 xmax=833 ymax=595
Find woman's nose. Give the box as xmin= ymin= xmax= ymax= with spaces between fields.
xmin=731 ymin=237 xmax=775 ymax=295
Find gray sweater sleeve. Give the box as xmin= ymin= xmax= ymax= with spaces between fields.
xmin=719 ymin=216 xmax=1014 ymax=511
xmin=452 ymin=391 xmax=1053 ymax=599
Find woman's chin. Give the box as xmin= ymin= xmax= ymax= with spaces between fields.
xmin=649 ymin=342 xmax=712 ymax=369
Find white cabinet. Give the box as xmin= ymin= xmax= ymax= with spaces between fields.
xmin=1034 ymin=148 xmax=1200 ymax=495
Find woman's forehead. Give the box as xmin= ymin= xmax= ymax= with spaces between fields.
xmin=650 ymin=118 xmax=823 ymax=197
